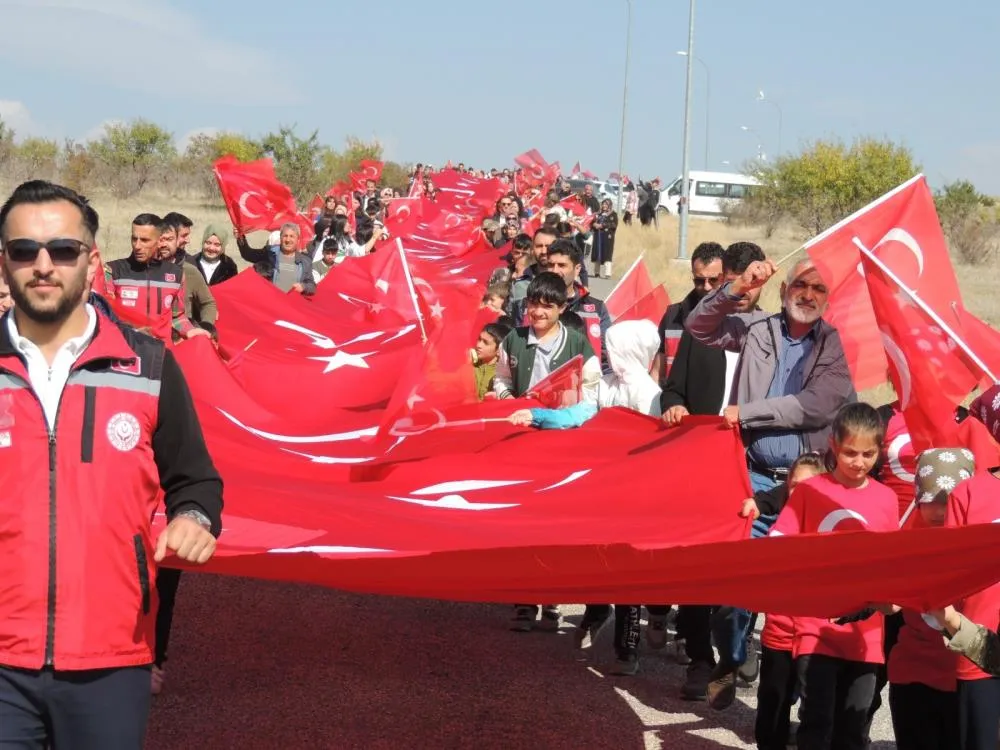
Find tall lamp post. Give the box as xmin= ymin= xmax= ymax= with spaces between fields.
xmin=677 ymin=0 xmax=696 ymax=260
xmin=740 ymin=125 xmax=766 ymax=162
xmin=615 ymin=0 xmax=632 ymax=214
xmin=756 ymin=90 xmax=783 ymax=156
xmin=676 ymin=50 xmax=710 ymax=170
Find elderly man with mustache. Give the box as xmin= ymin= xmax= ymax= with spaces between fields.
xmin=682 ymin=255 xmax=855 ymax=712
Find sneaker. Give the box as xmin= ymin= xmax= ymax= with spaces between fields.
xmin=738 ymin=637 xmax=760 ymax=685
xmin=665 ymin=607 xmax=678 ymax=630
xmin=151 ymin=665 xmax=165 ymax=696
xmin=536 ymin=604 xmax=561 ymax=632
xmin=672 ymin=637 xmax=692 ymax=665
xmin=680 ymin=660 xmax=714 ymax=701
xmin=510 ymin=605 xmax=536 ymax=632
xmin=610 ymin=654 xmax=639 ymax=676
xmin=573 ymin=612 xmax=610 ymax=650
xmin=706 ymin=665 xmax=738 ymax=711
xmin=646 ymin=615 xmax=669 ymax=650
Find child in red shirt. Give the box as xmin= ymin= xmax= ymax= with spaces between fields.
xmin=743 ymin=452 xmax=826 ymax=750
xmin=887 ymin=447 xmax=973 ymax=750
xmin=934 ymin=384 xmax=1000 ymax=750
xmin=769 ymin=403 xmax=898 ymax=750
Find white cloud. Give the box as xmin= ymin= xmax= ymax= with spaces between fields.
xmin=0 ymin=100 xmax=40 ymax=139
xmin=0 ymin=0 xmax=302 ymax=106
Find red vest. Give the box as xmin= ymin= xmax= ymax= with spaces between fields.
xmin=0 ymin=312 xmax=164 ymax=670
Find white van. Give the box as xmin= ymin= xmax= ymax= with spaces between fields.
xmin=658 ymin=171 xmax=759 ymax=218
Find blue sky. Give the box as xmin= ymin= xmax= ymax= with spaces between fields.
xmin=2 ymin=0 xmax=998 ymax=192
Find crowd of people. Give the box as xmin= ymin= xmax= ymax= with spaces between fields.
xmin=0 ymin=167 xmax=999 ymax=750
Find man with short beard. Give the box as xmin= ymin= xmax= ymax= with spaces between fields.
xmin=685 ymin=256 xmax=855 ymax=711
xmin=101 ymin=214 xmax=209 ymax=341
xmin=158 ymin=220 xmax=217 ymax=336
xmin=0 ymin=180 xmax=222 ymax=747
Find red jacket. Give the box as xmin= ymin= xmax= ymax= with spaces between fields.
xmin=0 ymin=310 xmax=222 ymax=670
xmin=100 ymin=255 xmax=195 ymax=336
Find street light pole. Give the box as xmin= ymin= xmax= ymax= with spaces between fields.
xmin=756 ymin=90 xmax=783 ymax=155
xmin=740 ymin=125 xmax=765 ymax=162
xmin=616 ymin=0 xmax=632 ymax=214
xmin=676 ymin=51 xmax=710 ymax=170
xmin=677 ymin=0 xmax=696 ymax=261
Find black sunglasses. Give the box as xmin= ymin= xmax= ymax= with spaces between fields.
xmin=4 ymin=238 xmax=89 ymax=263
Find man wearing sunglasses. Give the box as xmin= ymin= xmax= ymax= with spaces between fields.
xmin=0 ymin=180 xmax=223 ymax=748
xmin=100 ymin=214 xmax=209 ymax=342
xmin=659 ymin=241 xmax=766 ymax=702
xmin=653 ymin=241 xmax=725 ymax=385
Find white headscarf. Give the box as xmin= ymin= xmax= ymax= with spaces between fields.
xmin=598 ymin=319 xmax=662 ymax=417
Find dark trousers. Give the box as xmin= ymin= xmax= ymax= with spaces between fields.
xmin=755 ymin=646 xmax=797 ymax=750
xmin=0 ymin=665 xmax=151 ymax=749
xmin=154 ymin=567 xmax=183 ymax=667
xmin=713 ymin=481 xmax=778 ymax=669
xmin=957 ymin=676 xmax=1000 ymax=750
xmin=865 ymin=609 xmax=902 ymax=739
xmin=676 ymin=605 xmax=716 ymax=665
xmin=889 ymin=682 xmax=959 ymax=750
xmin=795 ymin=653 xmax=878 ymax=750
xmin=581 ymin=604 xmax=640 ymax=659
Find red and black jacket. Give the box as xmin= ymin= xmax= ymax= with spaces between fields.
xmin=101 ymin=255 xmax=195 ymax=336
xmin=0 ymin=310 xmax=222 ymax=670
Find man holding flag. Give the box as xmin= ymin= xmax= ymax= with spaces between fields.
xmin=686 ymin=256 xmax=855 ymax=709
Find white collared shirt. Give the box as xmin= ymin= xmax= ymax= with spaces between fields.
xmin=6 ymin=305 xmax=97 ymax=430
xmin=719 ymin=350 xmax=740 ymax=416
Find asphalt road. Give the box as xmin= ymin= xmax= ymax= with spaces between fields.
xmin=145 ymin=573 xmax=897 ymax=749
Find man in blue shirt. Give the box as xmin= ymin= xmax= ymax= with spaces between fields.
xmin=685 ymin=255 xmax=855 ymax=711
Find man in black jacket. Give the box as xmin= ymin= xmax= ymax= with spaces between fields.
xmin=658 ymin=241 xmax=766 ymax=702
xmin=653 ymin=241 xmax=725 ymax=385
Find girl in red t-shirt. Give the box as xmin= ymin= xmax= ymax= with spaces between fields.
xmin=770 ymin=403 xmax=899 ymax=750
xmin=746 ymin=452 xmax=826 ymax=750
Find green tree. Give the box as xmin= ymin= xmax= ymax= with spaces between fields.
xmin=317 ymin=136 xmax=385 ymax=195
xmin=184 ymin=131 xmax=263 ymax=164
xmin=935 ymin=180 xmax=999 ymax=265
xmin=13 ymin=137 xmax=60 ymax=180
xmin=88 ymin=119 xmax=176 ymax=198
xmin=259 ymin=126 xmax=325 ymax=203
xmin=743 ymin=137 xmax=920 ymax=236
xmin=61 ymin=139 xmax=95 ymax=194
xmin=0 ymin=118 xmax=14 ymax=171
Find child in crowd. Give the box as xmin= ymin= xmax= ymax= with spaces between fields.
xmin=472 ymin=322 xmax=512 ymax=401
xmin=481 ymin=285 xmax=508 ymax=316
xmin=496 ymin=274 xmax=599 ymax=633
xmin=738 ymin=452 xmax=826 ymax=750
xmin=927 ymin=383 xmax=1000 ymax=750
xmin=493 ymin=272 xmax=600 ymax=404
xmin=508 ymin=319 xmax=661 ymax=675
xmin=884 ymin=448 xmax=973 ymax=750
xmin=769 ymin=402 xmax=898 ymax=750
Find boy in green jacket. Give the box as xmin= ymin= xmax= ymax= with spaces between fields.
xmin=493 ymin=271 xmax=601 ymax=403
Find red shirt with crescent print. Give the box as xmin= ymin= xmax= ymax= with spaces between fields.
xmin=770 ymin=474 xmax=899 ymax=663
xmin=946 ymin=470 xmax=1000 ymax=681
